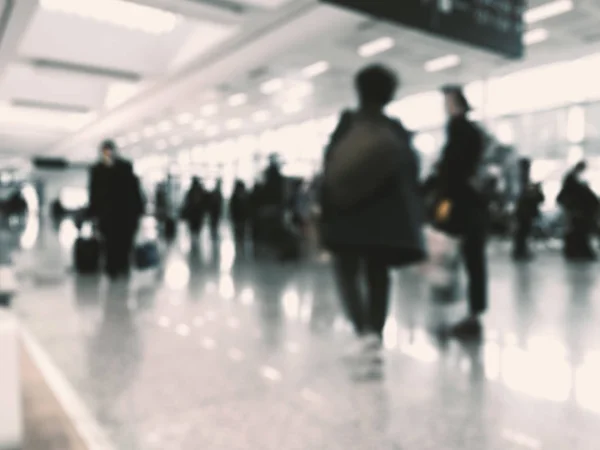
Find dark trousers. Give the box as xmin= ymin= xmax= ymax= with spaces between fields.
xmin=513 ymin=219 xmax=532 ymax=258
xmin=461 ymin=210 xmax=488 ymax=316
xmin=104 ymin=229 xmax=135 ymax=277
xmin=333 ymin=254 xmax=390 ymax=337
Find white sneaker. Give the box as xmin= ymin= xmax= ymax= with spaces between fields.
xmin=343 ymin=333 xmax=382 ymax=363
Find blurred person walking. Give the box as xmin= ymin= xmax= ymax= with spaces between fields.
xmin=230 ymin=180 xmax=250 ymax=245
xmin=513 ymin=158 xmax=544 ymax=260
xmin=557 ymin=161 xmax=599 ymax=260
xmin=320 ymin=64 xmax=426 ymax=362
xmin=181 ymin=177 xmax=207 ymax=239
xmin=208 ymin=179 xmax=223 ymax=240
xmin=88 ymin=140 xmax=144 ymax=279
xmin=432 ymin=85 xmax=488 ymax=338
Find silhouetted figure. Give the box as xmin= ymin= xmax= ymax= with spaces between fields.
xmin=254 ymin=156 xmax=287 ymax=256
xmin=321 ymin=64 xmax=425 ymax=362
xmin=88 ymin=140 xmax=144 ymax=279
xmin=208 ymin=179 xmax=223 ymax=240
xmin=434 ymin=85 xmax=488 ymax=338
xmin=513 ymin=158 xmax=544 ymax=260
xmin=557 ymin=161 xmax=599 ymax=261
xmin=230 ymin=180 xmax=250 ymax=245
xmin=181 ymin=177 xmax=207 ymax=238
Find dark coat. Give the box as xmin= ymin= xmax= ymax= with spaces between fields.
xmin=88 ymin=158 xmax=144 ymax=234
xmin=320 ymin=110 xmax=426 ymax=266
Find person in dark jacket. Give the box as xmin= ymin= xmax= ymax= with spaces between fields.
xmin=181 ymin=177 xmax=207 ymax=239
xmin=513 ymin=158 xmax=544 ymax=260
xmin=557 ymin=161 xmax=599 ymax=260
xmin=208 ymin=179 xmax=223 ymax=240
xmin=321 ymin=64 xmax=425 ymax=362
xmin=434 ymin=85 xmax=488 ymax=338
xmin=88 ymin=140 xmax=144 ymax=279
xmin=230 ymin=180 xmax=250 ymax=245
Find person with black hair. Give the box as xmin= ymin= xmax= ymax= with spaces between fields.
xmin=434 ymin=85 xmax=488 ymax=338
xmin=321 ymin=64 xmax=425 ymax=363
xmin=88 ymin=140 xmax=144 ymax=279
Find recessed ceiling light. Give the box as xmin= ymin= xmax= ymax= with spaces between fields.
xmin=302 ymin=60 xmax=330 ymax=78
xmin=143 ymin=126 xmax=155 ymax=138
xmin=252 ymin=110 xmax=270 ymax=123
xmin=358 ymin=37 xmax=395 ymax=58
xmin=192 ymin=119 xmax=205 ymax=130
xmin=228 ymin=93 xmax=247 ymax=107
xmin=201 ymin=104 xmax=218 ymax=117
xmin=286 ymin=82 xmax=313 ymax=100
xmin=156 ymin=139 xmax=168 ymax=150
xmin=177 ymin=113 xmax=193 ymax=125
xmin=157 ymin=120 xmax=172 ymax=133
xmin=525 ymin=0 xmax=573 ymax=24
xmin=424 ymin=54 xmax=461 ymax=72
xmin=260 ymin=78 xmax=283 ymax=95
xmin=282 ymin=101 xmax=302 ymax=114
xmin=524 ymin=28 xmax=549 ymax=45
xmin=205 ymin=125 xmax=220 ymax=137
xmin=226 ymin=118 xmax=242 ymax=130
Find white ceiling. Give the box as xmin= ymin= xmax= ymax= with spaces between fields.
xmin=0 ymin=0 xmax=599 ymax=163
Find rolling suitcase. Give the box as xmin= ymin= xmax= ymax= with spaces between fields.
xmin=74 ymin=222 xmax=100 ymax=274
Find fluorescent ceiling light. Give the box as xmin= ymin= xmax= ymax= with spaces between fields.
xmin=201 ymin=104 xmax=218 ymax=117
xmin=177 ymin=113 xmax=193 ymax=125
xmin=228 ymin=93 xmax=247 ymax=107
xmin=40 ymin=0 xmax=178 ymax=35
xmin=0 ymin=105 xmax=94 ymax=131
xmin=525 ymin=0 xmax=573 ymax=24
xmin=524 ymin=28 xmax=549 ymax=45
xmin=286 ymin=82 xmax=313 ymax=100
xmin=358 ymin=37 xmax=395 ymax=58
xmin=282 ymin=102 xmax=302 ymax=115
xmin=157 ymin=120 xmax=172 ymax=133
xmin=252 ymin=110 xmax=270 ymax=123
xmin=205 ymin=125 xmax=220 ymax=137
xmin=261 ymin=78 xmax=283 ymax=95
xmin=143 ymin=126 xmax=156 ymax=138
xmin=226 ymin=118 xmax=242 ymax=130
xmin=302 ymin=61 xmax=329 ymax=78
xmin=156 ymin=139 xmax=168 ymax=150
xmin=424 ymin=54 xmax=461 ymax=72
xmin=193 ymin=119 xmax=205 ymax=130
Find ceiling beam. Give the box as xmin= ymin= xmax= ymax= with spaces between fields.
xmin=0 ymin=0 xmax=38 ymax=76
xmin=124 ymin=0 xmax=246 ymax=26
xmin=50 ymin=1 xmax=363 ymax=158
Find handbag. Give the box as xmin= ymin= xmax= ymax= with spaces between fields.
xmin=423 ymin=226 xmax=461 ymax=304
xmin=324 ymin=114 xmax=403 ymax=210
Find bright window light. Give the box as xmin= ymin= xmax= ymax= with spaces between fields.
xmin=40 ymin=0 xmax=179 ymax=35
xmin=302 ymin=60 xmax=329 ymax=78
xmin=201 ymin=104 xmax=218 ymax=117
xmin=524 ymin=28 xmax=549 ymax=45
xmin=253 ymin=110 xmax=270 ymax=123
xmin=567 ymin=145 xmax=584 ymax=166
xmin=567 ymin=106 xmax=585 ymax=144
xmin=177 ymin=112 xmax=193 ymax=125
xmin=496 ymin=121 xmax=515 ymax=145
xmin=525 ymin=0 xmax=573 ymax=24
xmin=226 ymin=118 xmax=242 ymax=130
xmin=157 ymin=120 xmax=172 ymax=133
xmin=282 ymin=101 xmax=302 ymax=114
xmin=424 ymin=54 xmax=460 ymax=72
xmin=228 ymin=93 xmax=247 ymax=107
xmin=260 ymin=78 xmax=283 ymax=95
xmin=358 ymin=37 xmax=395 ymax=58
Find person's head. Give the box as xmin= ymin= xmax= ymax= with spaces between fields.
xmin=100 ymin=140 xmax=117 ymax=165
xmin=442 ymin=85 xmax=471 ymax=118
xmin=574 ymin=160 xmax=587 ymax=176
xmin=191 ymin=176 xmax=201 ymax=188
xmin=355 ymin=64 xmax=398 ymax=110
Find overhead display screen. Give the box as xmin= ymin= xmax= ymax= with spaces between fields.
xmin=322 ymin=0 xmax=525 ymax=59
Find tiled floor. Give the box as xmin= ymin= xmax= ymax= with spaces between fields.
xmin=12 ymin=221 xmax=600 ymax=449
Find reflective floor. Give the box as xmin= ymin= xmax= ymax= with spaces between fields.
xmin=12 ymin=219 xmax=600 ymax=449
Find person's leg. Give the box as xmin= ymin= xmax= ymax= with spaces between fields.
xmin=365 ymin=258 xmax=390 ymax=339
xmin=333 ymin=254 xmax=364 ymax=336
